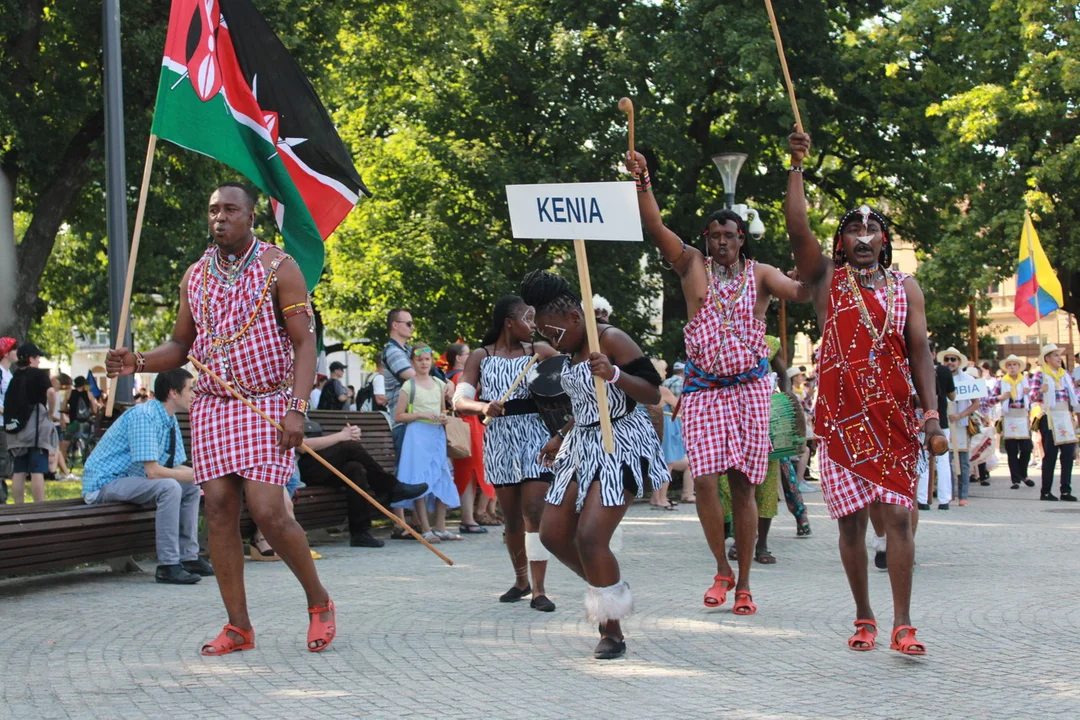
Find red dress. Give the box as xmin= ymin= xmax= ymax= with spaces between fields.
xmin=680 ymin=259 xmax=771 ymax=484
xmin=447 ymin=370 xmax=493 ymax=498
xmin=187 ymin=240 xmax=296 ymax=486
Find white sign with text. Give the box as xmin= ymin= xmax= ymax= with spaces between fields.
xmin=953 ymin=376 xmax=987 ymax=402
xmin=505 ymin=182 xmax=643 ymax=242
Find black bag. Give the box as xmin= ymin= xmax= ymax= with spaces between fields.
xmin=317 ymin=378 xmax=347 ymax=410
xmin=70 ymin=392 xmax=92 ymax=423
xmin=3 ymin=370 xmax=34 ymax=434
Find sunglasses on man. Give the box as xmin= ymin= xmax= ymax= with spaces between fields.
xmin=395 ymin=319 xmax=415 ymax=328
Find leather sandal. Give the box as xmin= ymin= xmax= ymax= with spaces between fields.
xmin=848 ymin=619 xmax=877 ymax=651
xmin=890 ymin=625 xmax=926 ymax=656
xmin=201 ymin=623 xmax=255 ymax=656
xmin=307 ymin=599 xmax=337 ymax=653
xmin=703 ymin=574 xmax=735 ymax=608
xmin=732 ymin=590 xmax=757 ymax=615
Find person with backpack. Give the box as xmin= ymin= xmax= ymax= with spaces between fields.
xmin=317 ymin=361 xmax=352 ymax=410
xmin=59 ymin=376 xmax=99 ymax=467
xmin=4 ymin=343 xmax=58 ymax=503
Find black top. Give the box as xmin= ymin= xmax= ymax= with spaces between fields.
xmin=935 ymin=363 xmax=955 ymax=418
xmin=17 ymin=367 xmax=52 ymax=407
xmin=318 ymin=378 xmax=348 ymax=410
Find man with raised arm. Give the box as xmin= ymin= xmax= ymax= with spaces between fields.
xmin=784 ymin=132 xmax=945 ymax=656
xmin=625 ymin=151 xmax=808 ymax=616
xmin=106 ymin=182 xmax=335 ymax=656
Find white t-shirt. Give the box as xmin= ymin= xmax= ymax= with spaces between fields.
xmin=310 ymin=387 xmax=322 ymax=409
xmin=0 ymin=365 xmax=11 ymax=412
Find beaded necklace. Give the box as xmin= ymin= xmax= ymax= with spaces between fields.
xmin=705 ymin=259 xmax=749 ymax=329
xmin=844 ymin=264 xmax=895 ymax=362
xmin=208 ymin=238 xmax=258 ymax=286
xmin=852 ymin=263 xmax=884 ymax=290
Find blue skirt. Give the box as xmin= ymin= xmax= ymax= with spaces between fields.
xmin=662 ymin=410 xmax=686 ymax=464
xmin=393 ymin=422 xmax=460 ymax=511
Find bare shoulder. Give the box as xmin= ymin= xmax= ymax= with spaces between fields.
xmin=534 ymin=341 xmax=559 ymax=359
xmin=901 ymin=274 xmax=924 ymax=298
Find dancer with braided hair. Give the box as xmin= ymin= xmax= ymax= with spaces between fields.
xmin=625 ymin=151 xmax=809 ymax=616
xmin=453 ymin=296 xmax=559 ymax=612
xmin=521 ymin=270 xmax=668 ymax=660
xmin=786 ymin=131 xmax=944 ymax=655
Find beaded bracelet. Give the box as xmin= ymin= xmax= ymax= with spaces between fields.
xmin=286 ymin=397 xmax=310 ymax=415
xmin=789 ymin=165 xmax=804 ymax=173
xmin=635 ymin=169 xmax=652 ymax=193
xmin=920 ymin=410 xmax=940 ymax=426
xmin=134 ymin=352 xmax=146 ymax=373
xmin=607 ymin=366 xmax=622 ymax=384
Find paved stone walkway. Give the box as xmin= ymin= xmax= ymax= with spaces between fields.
xmin=2 ymin=464 xmax=1077 ymax=719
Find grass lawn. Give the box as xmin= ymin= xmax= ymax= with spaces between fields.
xmin=3 ymin=479 xmax=84 ymax=504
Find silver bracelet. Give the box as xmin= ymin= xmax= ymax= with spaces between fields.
xmin=789 ymin=165 xmax=804 ymax=173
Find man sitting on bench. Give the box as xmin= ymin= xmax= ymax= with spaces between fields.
xmin=81 ymin=369 xmax=214 ymax=585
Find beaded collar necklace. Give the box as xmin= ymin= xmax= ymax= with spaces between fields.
xmin=209 ymin=238 xmax=257 ymax=286
xmin=705 ymin=258 xmax=749 ymax=328
xmin=844 ymin=264 xmax=895 ymax=358
xmin=711 ymin=258 xmax=743 ymax=287
xmin=852 ymin=262 xmax=885 ymax=290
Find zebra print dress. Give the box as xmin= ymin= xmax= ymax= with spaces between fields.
xmin=479 ymin=352 xmax=551 ymax=486
xmin=548 ymin=356 xmax=668 ymax=512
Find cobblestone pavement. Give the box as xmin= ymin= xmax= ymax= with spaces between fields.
xmin=2 ymin=464 xmax=1077 ymax=719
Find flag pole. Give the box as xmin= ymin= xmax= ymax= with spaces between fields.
xmin=105 ymin=134 xmax=157 ymax=418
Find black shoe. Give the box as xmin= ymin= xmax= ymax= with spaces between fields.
xmin=1061 ymin=494 xmax=1078 ymax=502
xmin=1024 ymin=479 xmax=1035 ymax=487
xmin=594 ymin=636 xmax=627 ymax=660
xmin=350 ymin=531 xmax=385 ymax=548
xmin=155 ymin=564 xmax=201 ymax=585
xmin=530 ymin=595 xmax=556 ymax=612
xmin=499 ymin=584 xmax=531 ymax=602
xmin=938 ymin=503 xmax=949 ymax=510
xmin=1041 ymin=493 xmax=1059 ymax=501
xmin=1011 ymin=483 xmax=1020 ymax=490
xmin=181 ymin=557 xmax=215 ymax=576
xmin=874 ymin=550 xmax=887 ymax=571
xmin=918 ymin=503 xmax=931 ymax=510
xmin=388 ymin=481 xmax=428 ymax=504
xmin=980 ymin=480 xmax=991 ymax=486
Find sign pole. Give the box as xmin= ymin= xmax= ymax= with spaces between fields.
xmin=574 ymin=239 xmax=615 ymax=454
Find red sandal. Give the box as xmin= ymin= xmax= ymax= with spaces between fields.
xmin=732 ymin=590 xmax=757 ymax=615
xmin=307 ymin=599 xmax=336 ymax=652
xmin=848 ymin=619 xmax=877 ymax=651
xmin=703 ymin=574 xmax=735 ymax=608
xmin=200 ymin=623 xmax=255 ymax=656
xmin=890 ymin=625 xmax=926 ymax=656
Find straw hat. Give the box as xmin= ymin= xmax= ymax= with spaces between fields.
xmin=999 ymin=354 xmax=1024 ymax=371
xmin=1041 ymin=343 xmax=1061 ymax=360
xmin=936 ymin=346 xmax=968 ymax=367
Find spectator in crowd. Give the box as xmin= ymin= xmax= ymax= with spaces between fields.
xmin=49 ymin=373 xmax=75 ymax=480
xmin=309 ymin=375 xmax=327 ymax=410
xmin=391 ymin=343 xmax=461 ymax=543
xmin=0 ymin=336 xmax=17 ymax=502
xmin=446 ymin=342 xmax=495 ymax=533
xmin=5 ymin=343 xmax=58 ymax=503
xmin=318 ymin=361 xmax=352 ymax=410
xmin=59 ymin=376 xmax=99 ymax=469
xmin=939 ymin=347 xmax=974 ymax=508
xmin=661 ymin=361 xmax=693 ymax=504
xmin=382 ymin=308 xmax=416 ymax=463
xmin=81 ymin=369 xmax=213 ymax=584
xmin=299 ymin=421 xmax=428 ymax=547
xmin=592 ymin=295 xmax=612 ymax=324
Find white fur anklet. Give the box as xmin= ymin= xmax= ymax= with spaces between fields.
xmin=584 ymin=580 xmax=634 ymax=623
xmin=870 ymin=533 xmax=886 ymax=553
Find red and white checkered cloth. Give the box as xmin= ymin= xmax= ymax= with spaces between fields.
xmin=819 ymin=271 xmax=914 ymax=518
xmin=187 ymin=241 xmax=295 ymax=486
xmin=681 ymin=259 xmax=771 ymax=484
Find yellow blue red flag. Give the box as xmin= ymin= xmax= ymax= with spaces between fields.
xmin=1014 ymin=212 xmax=1062 ymax=326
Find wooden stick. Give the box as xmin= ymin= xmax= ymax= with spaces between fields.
xmin=106 ymin=134 xmax=158 ymax=417
xmin=186 ymin=355 xmax=454 ymax=566
xmin=574 ymin=239 xmax=615 ymax=454
xmin=482 ymin=353 xmax=540 ymax=425
xmin=763 ymin=0 xmax=803 ymax=133
xmin=618 ymin=97 xmax=635 ymax=156
xmin=779 ymin=299 xmax=788 ymax=362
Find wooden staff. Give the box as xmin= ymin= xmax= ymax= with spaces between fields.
xmin=763 ymin=0 xmax=804 ymax=133
xmin=575 ymin=240 xmax=616 ymax=454
xmin=618 ymin=97 xmax=635 ymax=157
xmin=482 ymin=353 xmax=540 ymax=425
xmin=106 ymin=134 xmax=158 ymax=417
xmin=187 ymin=355 xmax=454 ymax=566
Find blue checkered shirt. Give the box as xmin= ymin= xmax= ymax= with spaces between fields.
xmin=82 ymin=400 xmax=186 ymax=495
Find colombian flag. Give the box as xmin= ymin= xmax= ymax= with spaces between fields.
xmin=1014 ymin=212 xmax=1063 ymax=326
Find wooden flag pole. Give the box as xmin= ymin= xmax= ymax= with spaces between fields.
xmin=763 ymin=0 xmax=804 ymax=133
xmin=106 ymin=134 xmax=158 ymax=417
xmin=187 ymin=355 xmax=454 ymax=566
xmin=482 ymin=354 xmax=540 ymax=425
xmin=574 ymin=239 xmax=615 ymax=454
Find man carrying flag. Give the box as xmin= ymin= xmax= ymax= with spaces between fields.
xmin=106 ymin=0 xmax=367 ymax=656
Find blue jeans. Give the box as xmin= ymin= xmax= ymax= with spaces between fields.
xmin=951 ymin=451 xmax=970 ymax=500
xmin=392 ymin=424 xmax=406 ymax=473
xmin=91 ymin=476 xmax=201 ymax=565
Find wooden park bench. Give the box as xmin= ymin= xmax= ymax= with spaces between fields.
xmin=0 ymin=407 xmax=395 ymax=578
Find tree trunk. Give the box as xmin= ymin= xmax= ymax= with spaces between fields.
xmin=5 ymin=111 xmax=105 ymax=340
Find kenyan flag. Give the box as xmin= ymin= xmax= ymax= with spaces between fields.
xmin=152 ymin=0 xmax=369 ymax=290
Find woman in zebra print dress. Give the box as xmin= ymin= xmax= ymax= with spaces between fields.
xmin=453 ymin=296 xmax=560 ymax=612
xmin=521 ymin=271 xmax=668 ymax=660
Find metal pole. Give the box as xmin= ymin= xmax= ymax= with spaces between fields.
xmin=103 ymin=0 xmax=132 ymax=402
xmin=969 ymin=303 xmax=978 ymax=366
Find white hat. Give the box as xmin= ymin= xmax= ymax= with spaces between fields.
xmin=673 ymin=361 xmax=685 ymax=372
xmin=1041 ymin=343 xmax=1061 ymax=360
xmin=786 ymin=367 xmax=805 ymax=380
xmin=936 ymin=346 xmax=968 ymax=367
xmin=999 ymin=354 xmax=1024 ymax=370
xmin=964 ymin=366 xmax=980 ymax=379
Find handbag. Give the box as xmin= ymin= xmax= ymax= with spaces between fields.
xmin=1047 ymin=408 xmax=1078 ymax=446
xmin=445 ymin=415 xmax=472 ymax=459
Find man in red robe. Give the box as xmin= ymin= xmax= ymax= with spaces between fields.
xmin=785 ymin=133 xmax=945 ymax=656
